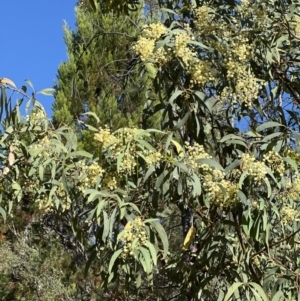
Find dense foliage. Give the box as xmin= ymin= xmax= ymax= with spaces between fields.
xmin=52 ymin=0 xmax=158 ymax=152
xmin=3 ymin=0 xmax=300 ymax=300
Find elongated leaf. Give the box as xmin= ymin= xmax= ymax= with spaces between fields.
xmin=263 ymin=177 xmax=272 ymax=198
xmin=225 ymin=159 xmax=241 ymax=173
xmin=39 ymin=165 xmax=44 ymax=181
xmin=108 ymin=249 xmax=123 ymax=274
xmin=220 ymin=134 xmax=245 ymax=143
xmin=164 ymin=132 xmax=173 ymax=151
xmin=0 ymin=206 xmax=6 ymax=222
xmin=188 ymin=40 xmax=211 ymax=50
xmin=0 ymin=77 xmax=16 ymax=88
xmin=144 ymin=240 xmax=157 ymax=266
xmin=183 ymin=226 xmax=196 ymax=251
xmin=171 ymin=139 xmax=184 ymax=157
xmin=283 ymin=157 xmax=298 ymax=171
xmin=256 ymin=121 xmax=283 ymax=132
xmin=139 ymin=247 xmax=151 ymax=273
xmin=65 ymin=150 xmax=93 ymax=160
xmin=37 ymin=88 xmax=55 ymax=96
xmin=109 ymin=208 xmax=117 ymax=238
xmin=25 ymin=79 xmax=35 ymax=91
xmin=84 ymin=249 xmax=97 ymax=278
xmin=149 ymin=220 xmax=169 ymax=258
xmin=135 ymin=139 xmax=156 ymax=151
xmin=225 ymin=139 xmax=248 ymax=148
xmin=249 ymin=283 xmax=269 ymax=301
xmin=160 ymin=7 xmax=178 ymax=14
xmin=224 ymin=282 xmax=244 ymax=301
xmin=144 ymin=165 xmax=155 ymax=182
xmin=172 ymin=161 xmax=188 ymax=173
xmin=102 ymin=211 xmax=109 ymax=242
xmin=83 ymin=111 xmax=100 ymax=123
xmin=190 ymin=173 xmax=200 ymax=197
xmin=192 ymin=90 xmax=206 ymax=101
xmin=271 ymin=290 xmax=284 ymax=301
xmin=174 ymin=111 xmax=191 ymax=129
xmin=169 ymin=89 xmax=183 ymax=105
xmin=262 ymin=132 xmax=282 ymax=142
xmin=239 ymin=171 xmax=248 ymax=189
xmin=197 ymin=158 xmax=224 ymax=171
xmin=155 ymin=170 xmax=169 ymax=189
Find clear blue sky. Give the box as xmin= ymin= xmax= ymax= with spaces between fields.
xmin=0 ymin=1 xmax=77 ymax=116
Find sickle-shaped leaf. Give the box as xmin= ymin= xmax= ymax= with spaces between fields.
xmin=0 ymin=77 xmax=16 ymax=88
xmin=108 ymin=249 xmax=123 ymax=274
xmin=37 ymin=88 xmax=55 ymax=96
xmin=224 ymin=282 xmax=244 ymax=301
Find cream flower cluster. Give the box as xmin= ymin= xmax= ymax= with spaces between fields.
xmin=292 ymin=15 xmax=300 ymax=37
xmin=36 ymin=192 xmax=48 ymax=210
xmin=221 ymin=66 xmax=259 ymax=108
xmin=173 ymin=32 xmax=196 ymax=65
xmin=251 ymin=199 xmax=260 ymax=210
xmin=132 ymin=37 xmax=155 ymax=62
xmin=142 ymin=23 xmax=167 ymax=40
xmin=119 ymin=217 xmax=148 ymax=258
xmin=225 ymin=59 xmax=246 ymax=79
xmin=185 ymin=142 xmax=212 ymax=171
xmin=55 ymin=181 xmax=71 ymax=211
xmin=134 ymin=20 xmax=216 ymax=86
xmin=94 ymin=127 xmax=164 ymax=174
xmin=172 ymin=28 xmax=216 ymax=87
xmin=133 ymin=0 xmax=266 ymax=103
xmin=94 ymin=126 xmax=116 ymax=148
xmin=252 ymin=255 xmax=262 ymax=269
xmin=79 ymin=162 xmax=104 ymax=192
xmin=29 ymin=136 xmax=53 ymax=159
xmin=37 ymin=181 xmax=71 ymax=212
xmin=193 ymin=5 xmax=214 ymax=33
xmin=263 ymin=151 xmax=285 ymax=176
xmin=279 ymin=176 xmax=300 ymax=202
xmin=224 ymin=32 xmax=252 ymax=63
xmin=252 ymin=6 xmax=269 ymax=30
xmin=195 ymin=4 xmax=259 ymax=107
xmin=95 ymin=128 xmax=138 ymax=174
xmin=144 ymin=150 xmax=163 ymax=167
xmin=119 ymin=152 xmax=137 ymax=174
xmin=189 ymin=60 xmax=216 ymax=86
xmin=184 ymin=142 xmax=238 ymax=207
xmin=241 ymin=153 xmax=267 ymax=182
xmin=285 ymin=148 xmax=300 ymax=167
xmin=23 ymin=178 xmax=40 ymax=196
xmin=225 ymin=62 xmax=259 ymax=109
xmin=202 ymin=175 xmax=239 ymax=207
xmin=132 ymin=23 xmax=168 ymax=63
xmin=231 ymin=38 xmax=251 ymax=62
xmin=280 ymin=205 xmax=300 ymax=224
xmin=26 ymin=109 xmax=47 ymax=125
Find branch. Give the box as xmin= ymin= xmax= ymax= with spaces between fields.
xmin=75 ymin=28 xmax=135 ymax=73
xmin=252 ymin=227 xmax=300 ymax=258
xmin=233 ymin=212 xmax=261 ymax=284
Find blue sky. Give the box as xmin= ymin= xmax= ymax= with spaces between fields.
xmin=0 ymin=1 xmax=77 ymax=117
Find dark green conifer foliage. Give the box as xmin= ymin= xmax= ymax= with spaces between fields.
xmin=52 ymin=1 xmax=150 ymax=151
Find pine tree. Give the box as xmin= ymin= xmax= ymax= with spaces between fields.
xmin=52 ymin=1 xmax=150 ymax=151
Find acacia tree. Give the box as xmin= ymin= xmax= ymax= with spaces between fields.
xmin=3 ymin=0 xmax=300 ymax=300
